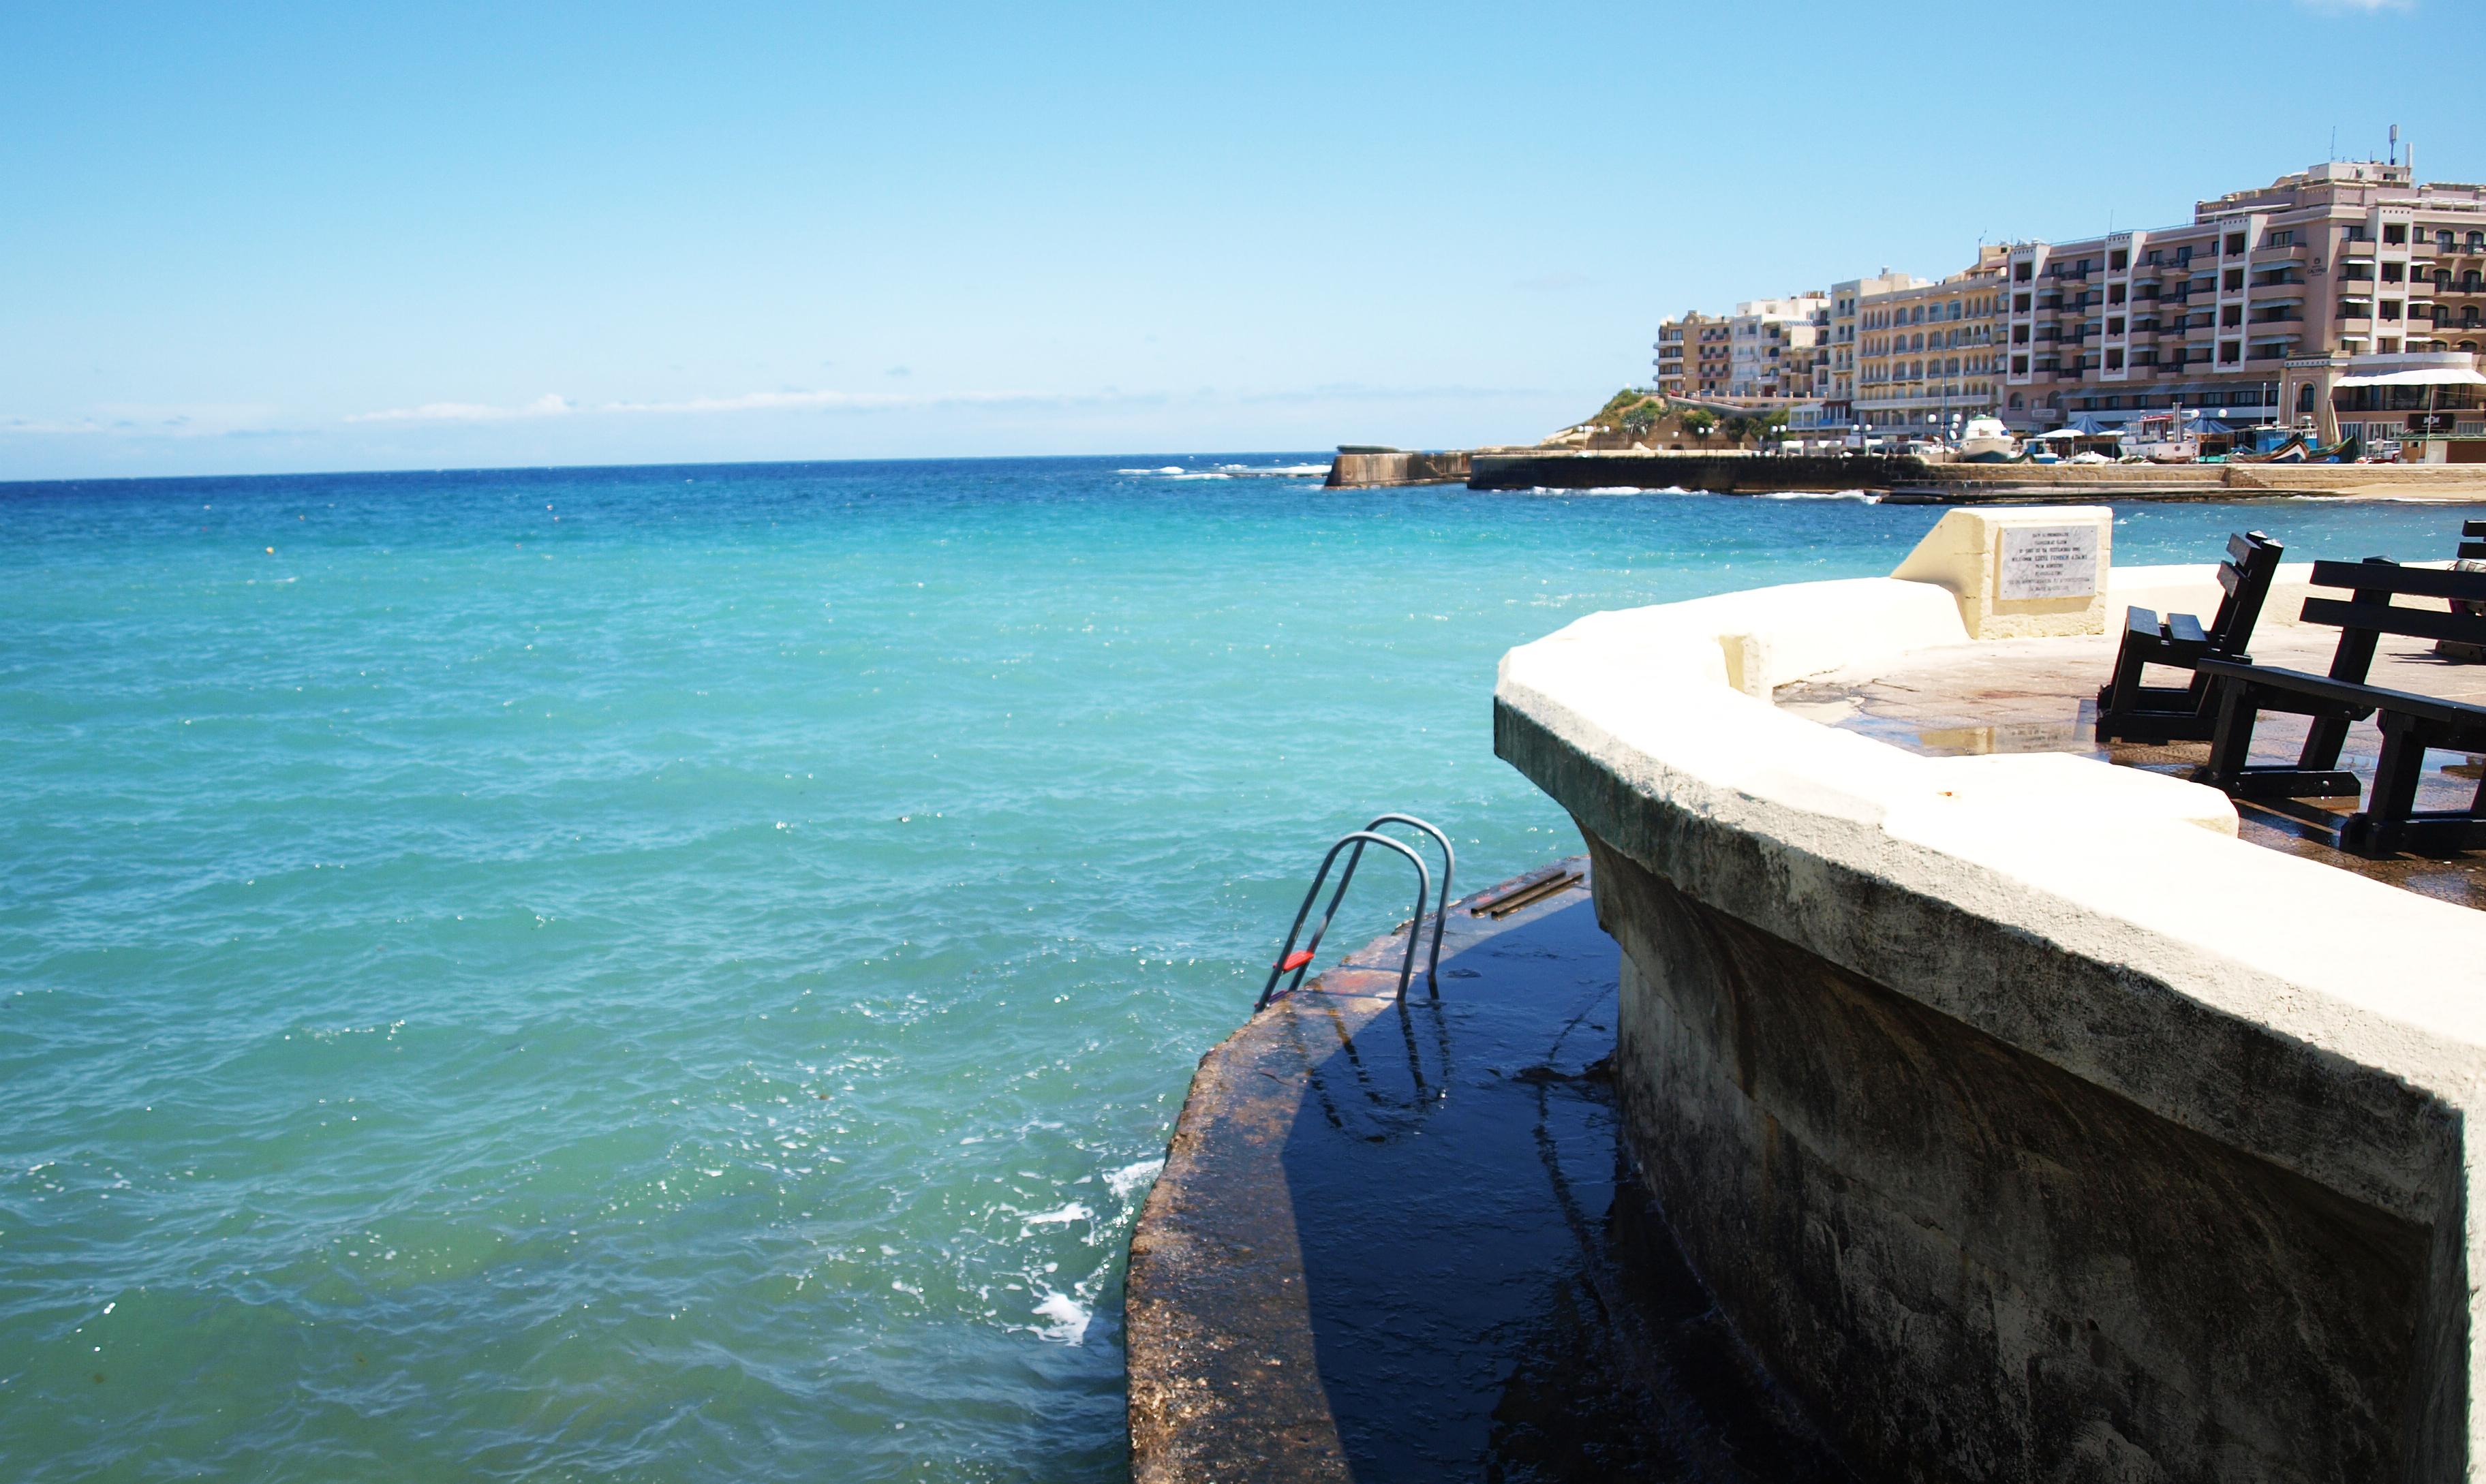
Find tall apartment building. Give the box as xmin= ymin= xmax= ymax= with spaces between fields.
xmin=1854 ymin=249 xmax=2009 ymax=434
xmin=1652 ymin=311 xmax=1732 ymax=397
xmin=1824 ymin=272 xmax=1928 ymax=425
xmin=1999 ymin=161 xmax=2486 ymax=437
xmin=1728 ymin=296 xmax=1829 ymax=399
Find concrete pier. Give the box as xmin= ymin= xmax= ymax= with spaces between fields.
xmin=1490 ymin=529 xmax=2486 ymax=1480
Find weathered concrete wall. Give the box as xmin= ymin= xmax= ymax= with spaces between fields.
xmin=1586 ymin=835 xmax=2425 ymax=1482
xmin=1323 ymin=450 xmax=1471 ymax=487
xmin=1491 ymin=562 xmax=2486 ymax=1481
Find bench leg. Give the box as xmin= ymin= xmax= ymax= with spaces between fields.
xmin=2098 ymin=640 xmax=2154 ymax=741
xmin=2299 ymin=714 xmax=2350 ymax=773
xmin=2344 ymin=716 xmax=2426 ymax=856
xmin=2198 ymin=682 xmax=2257 ymax=790
xmin=2198 ymin=683 xmax=2362 ymax=799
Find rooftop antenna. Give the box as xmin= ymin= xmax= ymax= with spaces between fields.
xmin=2389 ymin=123 xmax=2398 ymax=166
xmin=2329 ymin=125 xmax=2337 ymax=162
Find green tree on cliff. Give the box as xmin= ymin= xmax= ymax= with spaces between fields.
xmin=1678 ymin=409 xmax=1717 ymax=447
xmin=1621 ymin=401 xmax=1661 ymax=439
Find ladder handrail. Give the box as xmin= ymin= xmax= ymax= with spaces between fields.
xmin=1360 ymin=814 xmax=1454 ymax=989
xmin=1256 ymin=831 xmax=1430 ymax=1012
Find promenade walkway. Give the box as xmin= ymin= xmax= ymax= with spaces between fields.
xmin=1778 ymin=628 xmax=2486 ymax=909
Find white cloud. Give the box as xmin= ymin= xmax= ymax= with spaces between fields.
xmin=345 ymin=392 xmax=576 ymax=424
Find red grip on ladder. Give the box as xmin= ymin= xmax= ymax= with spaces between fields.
xmin=1277 ymin=950 xmax=1316 ymax=973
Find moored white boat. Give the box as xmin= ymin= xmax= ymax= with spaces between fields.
xmin=2126 ymin=410 xmax=2200 ymax=463
xmin=1958 ymin=416 xmax=2016 ymax=463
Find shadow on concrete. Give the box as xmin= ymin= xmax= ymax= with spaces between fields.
xmin=1276 ymin=898 xmax=1855 ymax=1482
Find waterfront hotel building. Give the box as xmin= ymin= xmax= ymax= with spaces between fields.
xmin=1852 ymin=247 xmax=2008 ymax=437
xmin=1655 ymin=158 xmax=2486 ymax=449
xmin=1997 ymin=160 xmax=2486 ymax=442
xmin=1822 ymin=272 xmax=1928 ymax=427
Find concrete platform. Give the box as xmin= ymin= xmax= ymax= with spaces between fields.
xmin=1777 ymin=628 xmax=2486 ymax=910
xmin=1124 ymin=861 xmax=1854 ymax=1483
xmin=1494 ymin=559 xmax=2486 ymax=1480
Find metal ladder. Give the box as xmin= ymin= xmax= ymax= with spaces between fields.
xmin=1255 ymin=814 xmax=1454 ymax=1012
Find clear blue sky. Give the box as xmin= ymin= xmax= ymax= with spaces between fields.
xmin=3 ymin=0 xmax=2476 ymax=479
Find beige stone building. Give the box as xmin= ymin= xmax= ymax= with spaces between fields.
xmin=1853 ymin=249 xmax=2008 ymax=438
xmin=1999 ymin=160 xmax=2486 ymax=442
xmin=1653 ymin=311 xmax=1732 ymax=398
xmin=1824 ymin=272 xmax=1928 ymax=426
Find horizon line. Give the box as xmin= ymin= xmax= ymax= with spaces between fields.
xmin=0 ymin=446 xmax=1357 ymax=491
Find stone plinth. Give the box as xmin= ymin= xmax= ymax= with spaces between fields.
xmin=1889 ymin=506 xmax=2112 ymax=638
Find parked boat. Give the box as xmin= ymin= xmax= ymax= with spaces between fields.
xmin=2126 ymin=411 xmax=2200 ymax=464
xmin=1958 ymin=416 xmax=2017 ymax=463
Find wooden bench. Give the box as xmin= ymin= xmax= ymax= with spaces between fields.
xmin=2441 ymin=520 xmax=2486 ymax=664
xmin=2194 ymin=558 xmax=2486 ymax=854
xmin=2093 ymin=531 xmax=2284 ymax=743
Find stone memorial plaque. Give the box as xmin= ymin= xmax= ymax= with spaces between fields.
xmin=1997 ymin=525 xmax=2098 ymax=601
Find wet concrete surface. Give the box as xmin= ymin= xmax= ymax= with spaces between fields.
xmin=1777 ymin=628 xmax=2486 ymax=912
xmin=1126 ymin=861 xmax=1853 ymax=1483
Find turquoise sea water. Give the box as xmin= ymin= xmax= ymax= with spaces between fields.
xmin=4 ymin=457 xmax=2481 ymax=1481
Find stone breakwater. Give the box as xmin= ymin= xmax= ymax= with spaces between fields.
xmin=1324 ymin=447 xmax=2486 ymax=502
xmin=1321 ymin=450 xmax=1471 ymax=487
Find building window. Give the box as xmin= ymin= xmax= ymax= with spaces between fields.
xmin=2220 ymin=341 xmax=2241 ymax=364
xmin=2110 ymin=250 xmax=2129 ymax=270
xmin=2224 ymin=268 xmax=2244 ymax=292
xmin=2384 ymin=223 xmax=2408 ymax=245
xmin=2224 ymin=233 xmax=2247 ymax=255
xmin=2015 ymin=263 xmax=2033 ymax=282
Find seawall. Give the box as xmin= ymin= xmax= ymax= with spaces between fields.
xmin=1327 ymin=448 xmax=2486 ymax=501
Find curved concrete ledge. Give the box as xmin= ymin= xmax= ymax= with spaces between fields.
xmin=1124 ymin=862 xmax=1864 ymax=1481
xmin=1494 ymin=566 xmax=2486 ymax=1480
